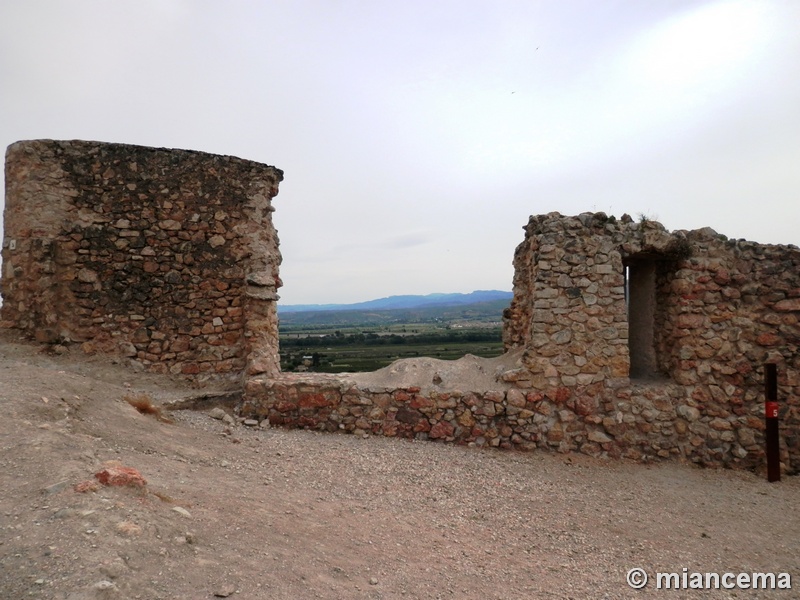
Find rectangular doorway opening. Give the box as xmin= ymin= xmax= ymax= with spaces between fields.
xmin=625 ymin=258 xmax=660 ymax=380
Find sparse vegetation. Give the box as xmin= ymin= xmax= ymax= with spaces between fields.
xmin=280 ymin=327 xmax=504 ymax=372
xmin=124 ymin=393 xmax=173 ymax=424
xmin=279 ymin=300 xmax=507 ymax=372
xmin=150 ymin=490 xmax=178 ymax=504
xmin=664 ymin=237 xmax=693 ymax=262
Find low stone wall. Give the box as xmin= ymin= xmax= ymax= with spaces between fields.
xmin=1 ymin=140 xmax=284 ymax=381
xmin=241 ymin=370 xmax=784 ymax=470
xmin=243 ymin=374 xmax=532 ymax=446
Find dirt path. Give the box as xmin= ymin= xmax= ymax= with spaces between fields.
xmin=1 ymin=331 xmax=798 ymax=599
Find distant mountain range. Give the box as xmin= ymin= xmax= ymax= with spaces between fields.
xmin=278 ymin=290 xmax=513 ymax=313
xmin=277 ymin=290 xmax=513 ymax=328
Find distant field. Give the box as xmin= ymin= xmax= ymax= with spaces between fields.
xmin=279 ymin=325 xmax=505 ymax=373
xmin=278 ymin=296 xmax=510 ymax=373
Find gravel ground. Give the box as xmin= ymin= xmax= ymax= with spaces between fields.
xmin=1 ymin=332 xmax=799 ymax=599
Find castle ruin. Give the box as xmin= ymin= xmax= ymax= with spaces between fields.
xmin=2 ymin=140 xmax=798 ymax=473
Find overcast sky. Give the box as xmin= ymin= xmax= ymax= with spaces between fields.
xmin=1 ymin=0 xmax=799 ymax=304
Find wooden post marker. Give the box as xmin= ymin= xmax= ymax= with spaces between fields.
xmin=764 ymin=363 xmax=780 ymax=482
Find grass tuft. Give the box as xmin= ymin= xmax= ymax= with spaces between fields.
xmin=124 ymin=393 xmax=173 ymax=424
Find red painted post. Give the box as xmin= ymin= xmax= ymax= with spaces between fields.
xmin=764 ymin=363 xmax=780 ymax=482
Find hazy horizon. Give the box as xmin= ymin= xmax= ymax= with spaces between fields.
xmin=278 ymin=288 xmax=513 ymax=309
xmin=2 ymin=1 xmax=799 ymax=304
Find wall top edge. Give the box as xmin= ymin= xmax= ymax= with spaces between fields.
xmin=524 ymin=210 xmax=800 ymax=252
xmin=5 ymin=139 xmax=283 ymax=181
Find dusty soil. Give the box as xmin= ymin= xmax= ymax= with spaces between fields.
xmin=1 ymin=330 xmax=799 ymax=600
xmin=349 ymin=352 xmax=524 ymax=393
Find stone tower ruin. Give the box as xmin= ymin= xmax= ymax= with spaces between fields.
xmin=1 ymin=139 xmax=284 ymax=382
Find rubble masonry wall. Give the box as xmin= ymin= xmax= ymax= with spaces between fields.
xmin=1 ymin=140 xmax=284 ymax=382
xmin=243 ymin=213 xmax=799 ymax=473
xmin=502 ymin=212 xmax=800 ymax=469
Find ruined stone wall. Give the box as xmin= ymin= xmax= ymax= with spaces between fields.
xmin=242 ymin=212 xmax=799 ymax=474
xmin=242 ymin=371 xmax=546 ymax=447
xmin=1 ymin=140 xmax=284 ymax=381
xmin=502 ymin=213 xmax=632 ymax=388
xmin=4 ymin=144 xmax=797 ymax=472
xmin=502 ymin=212 xmax=800 ymax=470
